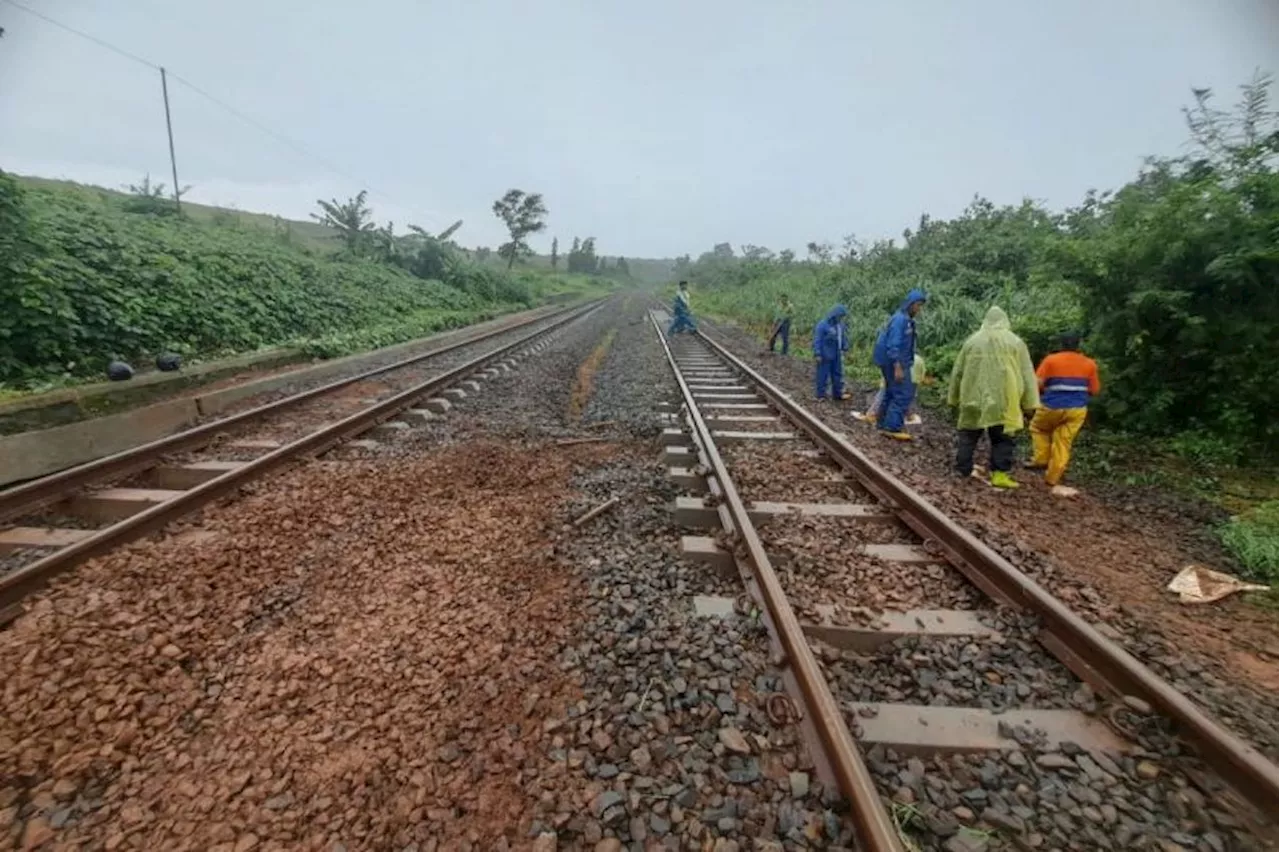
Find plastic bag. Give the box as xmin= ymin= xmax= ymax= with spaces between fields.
xmin=1166 ymin=565 xmax=1269 ymax=604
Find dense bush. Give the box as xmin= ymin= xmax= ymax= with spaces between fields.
xmin=0 ymin=172 xmax=568 ymax=386
xmin=1059 ymin=119 xmax=1278 ymax=447
xmin=685 ymin=202 xmax=1081 ymax=386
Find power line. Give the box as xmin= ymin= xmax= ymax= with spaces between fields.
xmin=164 ymin=71 xmax=376 ymax=194
xmin=1 ymin=0 xmax=156 ymax=71
xmin=1 ymin=0 xmax=425 ymax=221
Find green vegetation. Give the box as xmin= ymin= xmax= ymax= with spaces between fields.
xmin=310 ymin=189 xmax=378 ymax=253
xmin=293 ymin=308 xmax=511 ymax=360
xmin=678 ymin=76 xmax=1278 ymax=463
xmin=121 ymin=173 xmax=191 ymax=217
xmin=0 ymin=171 xmax=615 ymax=391
xmin=1218 ymin=500 xmax=1279 ymax=585
xmin=18 ymin=175 xmax=341 ymax=252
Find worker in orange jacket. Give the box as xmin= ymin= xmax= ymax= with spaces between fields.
xmin=1029 ymin=332 xmax=1100 ymax=494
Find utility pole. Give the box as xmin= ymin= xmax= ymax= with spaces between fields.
xmin=159 ymin=66 xmax=181 ymax=213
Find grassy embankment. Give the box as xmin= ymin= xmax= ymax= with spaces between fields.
xmin=0 ymin=173 xmax=617 ymax=400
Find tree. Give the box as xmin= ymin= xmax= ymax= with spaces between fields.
xmin=778 ymin=249 xmax=795 ymax=266
xmin=616 ymin=256 xmax=631 ymax=277
xmin=491 ymin=189 xmax=548 ymax=269
xmin=1064 ymin=74 xmax=1278 ymax=452
xmin=122 ymin=173 xmax=190 ymax=216
xmin=437 ymin=220 xmax=463 ymax=242
xmin=312 ymin=190 xmax=376 ymax=254
xmin=1182 ymin=70 xmax=1278 ymax=176
xmin=567 ymin=236 xmax=600 ymax=274
xmin=368 ymin=220 xmax=398 ymax=262
xmin=550 ymin=237 xmax=559 ymax=270
xmin=839 ymin=233 xmax=864 ymax=264
xmin=806 ymin=241 xmax=833 ymax=264
xmin=405 ymin=224 xmax=458 ymax=280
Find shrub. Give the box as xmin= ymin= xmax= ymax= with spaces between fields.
xmin=1218 ymin=500 xmax=1279 ymax=584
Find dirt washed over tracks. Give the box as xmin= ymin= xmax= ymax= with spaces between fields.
xmin=0 ymin=303 xmax=591 ymax=607
xmin=1 ymin=442 xmax=584 ymax=850
xmin=3 ymin=294 xmax=860 ymax=851
xmin=655 ymin=317 xmax=1275 ymax=851
xmin=323 ymin=294 xmax=865 ymax=850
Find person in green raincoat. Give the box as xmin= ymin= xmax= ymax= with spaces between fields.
xmin=946 ymin=307 xmax=1039 ymax=489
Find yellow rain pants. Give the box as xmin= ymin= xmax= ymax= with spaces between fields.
xmin=1030 ymin=407 xmax=1087 ymax=485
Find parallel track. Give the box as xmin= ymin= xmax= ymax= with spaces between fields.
xmin=650 ymin=313 xmax=1276 ymax=850
xmin=0 ymin=300 xmax=602 ymax=622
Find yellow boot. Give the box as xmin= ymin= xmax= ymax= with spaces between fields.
xmin=989 ymin=471 xmax=1019 ymax=489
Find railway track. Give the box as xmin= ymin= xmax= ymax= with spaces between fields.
xmin=0 ymin=299 xmax=603 ymax=623
xmin=650 ymin=311 xmax=1277 ymax=851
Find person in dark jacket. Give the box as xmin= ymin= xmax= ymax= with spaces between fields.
xmin=812 ymin=304 xmax=849 ymax=400
xmin=871 ymin=288 xmax=928 ymax=439
xmin=768 ymin=295 xmax=793 ymax=355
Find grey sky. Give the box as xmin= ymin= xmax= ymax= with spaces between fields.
xmin=2 ymin=0 xmax=1276 ymax=258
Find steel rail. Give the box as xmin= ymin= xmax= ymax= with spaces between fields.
xmin=650 ymin=313 xmax=906 ymax=852
xmin=0 ymin=301 xmax=602 ymax=621
xmin=0 ymin=303 xmax=577 ymax=522
xmin=692 ymin=326 xmax=1279 ymax=818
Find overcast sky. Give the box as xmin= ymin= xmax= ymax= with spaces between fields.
xmin=1 ymin=0 xmax=1276 ymax=257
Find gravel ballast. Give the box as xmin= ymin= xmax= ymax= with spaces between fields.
xmin=2 ymin=296 xmax=1271 ymax=851
xmin=662 ymin=327 xmax=1272 ymax=850
xmin=696 ymin=319 xmax=1278 ymax=764
xmin=365 ymin=296 xmax=860 ymax=848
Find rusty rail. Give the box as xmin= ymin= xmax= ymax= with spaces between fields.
xmin=0 ymin=301 xmax=602 ymax=621
xmin=0 ymin=303 xmax=579 ymax=522
xmin=650 ymin=313 xmax=906 ymax=852
xmin=692 ymin=325 xmax=1279 ymax=818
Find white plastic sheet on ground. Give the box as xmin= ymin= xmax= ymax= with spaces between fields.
xmin=1166 ymin=564 xmax=1270 ymax=604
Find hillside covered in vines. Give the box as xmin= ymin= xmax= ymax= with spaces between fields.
xmin=0 ymin=174 xmax=604 ymax=389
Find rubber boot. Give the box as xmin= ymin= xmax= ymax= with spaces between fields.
xmin=989 ymin=471 xmax=1019 ymax=489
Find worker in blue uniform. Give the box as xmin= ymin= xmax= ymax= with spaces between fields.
xmin=871 ymin=288 xmax=928 ymax=440
xmin=812 ymin=304 xmax=849 ymax=401
xmin=667 ymin=281 xmax=697 ymax=335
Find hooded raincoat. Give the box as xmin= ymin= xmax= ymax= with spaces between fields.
xmin=812 ymin=305 xmax=849 ymax=399
xmin=871 ymin=289 xmax=927 ymax=432
xmin=873 ymin=288 xmax=928 ymax=369
xmin=947 ymin=307 xmax=1039 ymax=433
xmin=812 ymin=305 xmax=849 ymax=360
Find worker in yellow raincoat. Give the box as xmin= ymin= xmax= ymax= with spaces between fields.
xmin=946 ymin=307 xmax=1039 ymax=489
